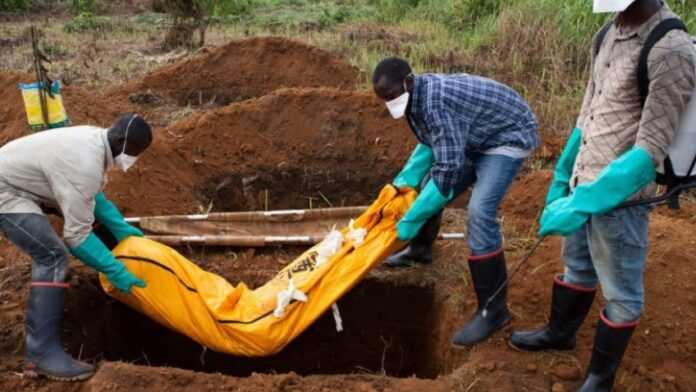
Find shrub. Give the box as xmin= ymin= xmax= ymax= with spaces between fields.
xmin=64 ymin=12 xmax=114 ymax=33
xmin=0 ymin=0 xmax=29 ymax=11
xmin=71 ymin=0 xmax=95 ymax=14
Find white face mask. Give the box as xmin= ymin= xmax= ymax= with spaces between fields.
xmin=386 ymin=92 xmax=409 ymax=119
xmin=593 ymin=0 xmax=635 ymax=13
xmin=385 ymin=75 xmax=412 ymax=119
xmin=114 ymin=115 xmax=139 ymax=172
xmin=114 ymin=153 xmax=138 ymax=172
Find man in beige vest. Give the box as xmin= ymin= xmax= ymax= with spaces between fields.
xmin=510 ymin=1 xmax=695 ymax=391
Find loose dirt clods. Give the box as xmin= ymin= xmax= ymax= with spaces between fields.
xmin=0 ymin=36 xmax=695 ymax=392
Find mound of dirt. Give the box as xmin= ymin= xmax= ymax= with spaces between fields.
xmin=62 ymin=83 xmax=134 ymax=127
xmin=106 ymin=87 xmax=415 ymax=216
xmin=0 ymin=72 xmax=133 ymax=147
xmin=118 ymin=37 xmax=362 ymax=107
xmin=0 ymin=72 xmax=36 ymax=146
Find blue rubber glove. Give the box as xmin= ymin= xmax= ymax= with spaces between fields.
xmin=539 ymin=146 xmax=656 ymax=237
xmin=70 ymin=233 xmax=146 ymax=293
xmin=94 ymin=192 xmax=143 ymax=242
xmin=546 ymin=128 xmax=582 ymax=205
xmin=393 ymin=144 xmax=434 ymax=189
xmin=397 ymin=179 xmax=452 ymax=240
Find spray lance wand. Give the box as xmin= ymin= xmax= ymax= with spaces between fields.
xmin=30 ymin=26 xmax=53 ymax=131
xmin=480 ymin=178 xmax=696 ymax=318
xmin=481 ymin=235 xmax=545 ymax=318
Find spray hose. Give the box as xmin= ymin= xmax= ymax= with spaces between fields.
xmin=482 ymin=180 xmax=696 ymax=318
xmin=481 ymin=236 xmax=546 ymax=318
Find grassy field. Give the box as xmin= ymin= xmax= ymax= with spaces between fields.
xmin=1 ymin=0 xmax=695 ymax=135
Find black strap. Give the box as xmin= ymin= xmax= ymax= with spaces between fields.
xmin=116 ymin=255 xmax=199 ymax=293
xmin=594 ymin=21 xmax=613 ymax=58
xmin=637 ymin=18 xmax=687 ymax=106
xmin=656 ymin=157 xmax=678 ymax=187
xmin=115 ymin=253 xmax=293 ymax=325
xmin=687 ymin=154 xmax=696 ymax=179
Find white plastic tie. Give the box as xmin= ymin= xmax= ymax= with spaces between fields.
xmin=181 ymin=236 xmax=205 ymax=242
xmin=346 ymin=219 xmax=367 ymax=247
xmin=264 ymin=236 xmax=312 ymax=243
xmin=331 ymin=303 xmax=343 ymax=332
xmin=315 ymin=227 xmax=343 ymax=267
xmin=440 ymin=233 xmax=466 ymax=240
xmin=186 ymin=214 xmax=209 ymax=220
xmin=273 ymin=278 xmax=307 ymax=318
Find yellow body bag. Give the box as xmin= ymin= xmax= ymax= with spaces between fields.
xmin=18 ymin=81 xmax=70 ymax=130
xmin=102 ymin=186 xmax=416 ymax=357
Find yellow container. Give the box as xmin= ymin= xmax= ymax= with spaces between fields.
xmin=18 ymin=81 xmax=70 ymax=131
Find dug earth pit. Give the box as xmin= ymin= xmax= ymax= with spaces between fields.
xmin=60 ymin=271 xmax=449 ymax=379
xmin=54 ymin=211 xmax=470 ymax=381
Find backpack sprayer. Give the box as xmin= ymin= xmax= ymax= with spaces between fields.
xmin=18 ymin=26 xmax=70 ymax=131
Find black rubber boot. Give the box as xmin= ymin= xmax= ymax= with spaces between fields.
xmin=578 ymin=311 xmax=637 ymax=392
xmin=451 ymin=250 xmax=510 ymax=347
xmin=24 ymin=283 xmax=95 ymax=381
xmin=385 ymin=212 xmax=442 ymax=268
xmin=509 ymin=274 xmax=596 ymax=351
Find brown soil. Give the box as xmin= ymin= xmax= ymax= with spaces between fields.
xmin=114 ymin=37 xmax=361 ymax=107
xmin=0 ymin=72 xmax=32 ymax=145
xmin=1 ymin=37 xmax=695 ymax=392
xmin=105 ymin=87 xmax=414 ymax=217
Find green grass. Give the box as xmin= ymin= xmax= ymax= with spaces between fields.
xmin=64 ymin=12 xmax=115 ymax=34
xmin=342 ymin=0 xmax=693 ymax=133
xmin=0 ymin=0 xmax=29 ymax=11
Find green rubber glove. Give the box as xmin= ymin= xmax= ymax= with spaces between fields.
xmin=397 ymin=179 xmax=452 ymax=240
xmin=94 ymin=192 xmax=143 ymax=242
xmin=70 ymin=233 xmax=146 ymax=293
xmin=539 ymin=146 xmax=656 ymax=237
xmin=546 ymin=128 xmax=582 ymax=205
xmin=393 ymin=144 xmax=434 ymax=189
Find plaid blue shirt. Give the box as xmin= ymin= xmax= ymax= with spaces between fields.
xmin=407 ymin=74 xmax=539 ymax=195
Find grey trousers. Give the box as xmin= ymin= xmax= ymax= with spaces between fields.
xmin=0 ymin=213 xmax=68 ymax=282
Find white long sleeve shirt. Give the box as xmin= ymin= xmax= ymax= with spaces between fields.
xmin=0 ymin=126 xmax=113 ymax=247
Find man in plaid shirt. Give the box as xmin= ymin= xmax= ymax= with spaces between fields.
xmin=373 ymin=57 xmax=539 ymax=347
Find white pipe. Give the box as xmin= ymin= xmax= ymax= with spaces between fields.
xmin=125 ymin=207 xmax=360 ymax=223
xmin=145 ymin=233 xmax=466 ymax=246
xmin=440 ymin=233 xmax=466 ymax=240
xmin=263 ymin=210 xmax=306 ymax=216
